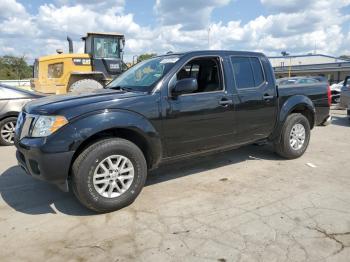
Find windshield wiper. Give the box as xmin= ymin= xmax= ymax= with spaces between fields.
xmin=109 ymin=86 xmax=135 ymax=92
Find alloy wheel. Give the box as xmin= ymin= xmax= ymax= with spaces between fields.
xmin=93 ymin=155 xmax=135 ymax=198
xmin=289 ymin=123 xmax=306 ymax=150
xmin=1 ymin=121 xmax=16 ymax=144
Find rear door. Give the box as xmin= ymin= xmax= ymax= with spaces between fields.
xmin=230 ymin=56 xmax=278 ymax=143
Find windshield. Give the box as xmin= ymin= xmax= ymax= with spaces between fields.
xmin=107 ymin=56 xmax=180 ymax=92
xmin=94 ymin=37 xmax=120 ymax=59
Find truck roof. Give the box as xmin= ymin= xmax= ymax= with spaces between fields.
xmin=156 ymin=50 xmax=266 ymax=58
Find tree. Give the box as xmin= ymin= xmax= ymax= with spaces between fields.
xmin=0 ymin=55 xmax=33 ymax=80
xmin=137 ymin=53 xmax=157 ymax=63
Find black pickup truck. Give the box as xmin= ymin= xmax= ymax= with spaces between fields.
xmin=14 ymin=51 xmax=331 ymax=212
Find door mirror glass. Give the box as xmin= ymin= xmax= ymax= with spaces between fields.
xmin=173 ymin=78 xmax=198 ymax=96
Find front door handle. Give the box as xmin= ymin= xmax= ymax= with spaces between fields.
xmin=263 ymin=94 xmax=274 ymax=100
xmin=219 ymin=99 xmax=233 ymax=106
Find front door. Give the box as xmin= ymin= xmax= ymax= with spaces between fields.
xmin=162 ymin=56 xmax=236 ymax=157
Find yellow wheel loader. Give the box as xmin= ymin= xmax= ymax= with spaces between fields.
xmin=31 ymin=32 xmax=126 ymax=94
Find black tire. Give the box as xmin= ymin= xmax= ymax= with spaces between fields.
xmin=274 ymin=113 xmax=310 ymax=159
xmin=71 ymin=138 xmax=147 ymax=213
xmin=0 ymin=117 xmax=17 ymax=146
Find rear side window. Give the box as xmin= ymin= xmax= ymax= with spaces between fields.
xmin=230 ymin=57 xmax=254 ymax=89
xmin=230 ymin=56 xmax=265 ymax=89
xmin=250 ymin=58 xmax=264 ymax=86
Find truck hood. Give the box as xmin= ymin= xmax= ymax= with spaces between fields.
xmin=24 ymin=88 xmax=147 ymax=117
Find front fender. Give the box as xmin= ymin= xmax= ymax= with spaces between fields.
xmin=44 ymin=109 xmax=162 ymax=167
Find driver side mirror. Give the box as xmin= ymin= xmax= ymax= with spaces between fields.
xmin=172 ymin=78 xmax=198 ymax=97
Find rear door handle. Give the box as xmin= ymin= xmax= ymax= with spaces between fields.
xmin=219 ymin=99 xmax=233 ymax=106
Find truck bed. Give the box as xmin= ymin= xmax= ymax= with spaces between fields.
xmin=278 ymin=83 xmax=330 ymax=126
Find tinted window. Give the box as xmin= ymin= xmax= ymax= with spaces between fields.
xmin=280 ymin=80 xmax=297 ymax=85
xmin=250 ymin=58 xmax=265 ymax=86
xmin=307 ymin=79 xmax=319 ymax=84
xmin=231 ymin=57 xmax=255 ymax=89
xmin=297 ymin=78 xmax=318 ymax=84
xmin=306 ymin=79 xmax=318 ymax=84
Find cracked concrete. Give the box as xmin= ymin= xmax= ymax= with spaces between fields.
xmin=0 ymin=109 xmax=350 ymax=262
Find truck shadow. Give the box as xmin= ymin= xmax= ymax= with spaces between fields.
xmin=0 ymin=144 xmax=281 ymax=216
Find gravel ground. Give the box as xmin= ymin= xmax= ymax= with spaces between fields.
xmin=0 ymin=109 xmax=349 ymax=262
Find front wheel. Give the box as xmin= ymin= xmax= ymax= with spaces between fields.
xmin=72 ymin=138 xmax=147 ymax=213
xmin=274 ymin=113 xmax=310 ymax=159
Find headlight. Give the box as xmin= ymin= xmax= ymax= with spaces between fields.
xmin=48 ymin=63 xmax=63 ymax=78
xmin=31 ymin=115 xmax=68 ymax=137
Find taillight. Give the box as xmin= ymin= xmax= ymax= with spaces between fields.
xmin=327 ymin=85 xmax=331 ymax=106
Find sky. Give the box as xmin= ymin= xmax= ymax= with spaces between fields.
xmin=0 ymin=0 xmax=350 ymax=62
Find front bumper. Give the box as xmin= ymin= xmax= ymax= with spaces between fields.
xmin=15 ymin=138 xmax=74 ymax=192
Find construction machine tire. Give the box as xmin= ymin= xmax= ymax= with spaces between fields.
xmin=69 ymin=79 xmax=103 ymax=93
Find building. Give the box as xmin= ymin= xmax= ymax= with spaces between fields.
xmin=269 ymin=54 xmax=350 ymax=84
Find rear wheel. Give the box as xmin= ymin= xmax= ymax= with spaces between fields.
xmin=69 ymin=79 xmax=103 ymax=93
xmin=0 ymin=117 xmax=17 ymax=146
xmin=274 ymin=113 xmax=310 ymax=159
xmin=72 ymin=138 xmax=147 ymax=213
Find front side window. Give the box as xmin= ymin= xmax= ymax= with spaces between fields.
xmin=231 ymin=56 xmax=265 ymax=89
xmin=93 ymin=37 xmax=120 ymax=59
xmin=175 ymin=57 xmax=223 ymax=93
xmin=107 ymin=56 xmax=179 ymax=92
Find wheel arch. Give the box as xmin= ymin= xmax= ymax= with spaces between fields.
xmin=0 ymin=112 xmax=19 ymax=122
xmin=271 ymin=95 xmax=315 ymax=141
xmin=61 ymin=110 xmax=162 ymax=174
xmin=70 ymin=127 xmax=156 ymax=171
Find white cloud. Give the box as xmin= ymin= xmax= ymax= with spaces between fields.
xmin=56 ymin=0 xmax=125 ymax=13
xmin=261 ymin=0 xmax=350 ymax=14
xmin=0 ymin=0 xmax=26 ymax=20
xmin=261 ymin=0 xmax=314 ymax=13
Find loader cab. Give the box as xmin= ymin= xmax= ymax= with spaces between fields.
xmin=83 ymin=33 xmax=125 ymax=79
